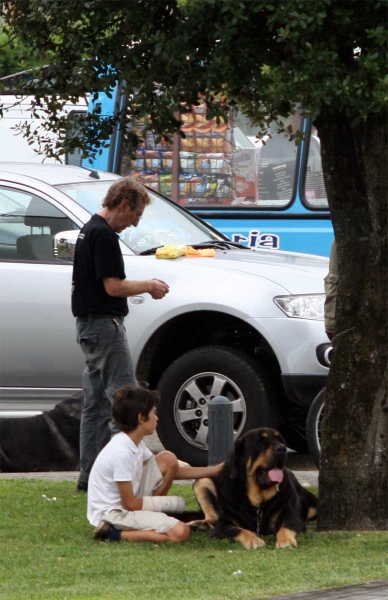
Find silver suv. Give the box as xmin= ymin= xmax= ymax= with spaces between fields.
xmin=0 ymin=162 xmax=330 ymax=464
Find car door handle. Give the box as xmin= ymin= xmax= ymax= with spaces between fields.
xmin=129 ymin=296 xmax=145 ymax=305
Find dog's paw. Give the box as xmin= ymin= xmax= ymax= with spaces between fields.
xmin=236 ymin=530 xmax=266 ymax=549
xmin=276 ymin=527 xmax=298 ymax=548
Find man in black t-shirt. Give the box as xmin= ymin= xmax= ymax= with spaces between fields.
xmin=72 ymin=176 xmax=169 ymax=492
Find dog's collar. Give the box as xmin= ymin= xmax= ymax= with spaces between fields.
xmin=256 ymin=507 xmax=264 ymax=535
xmin=227 ymin=498 xmax=267 ymax=534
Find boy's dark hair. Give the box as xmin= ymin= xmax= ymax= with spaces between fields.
xmin=112 ymin=385 xmax=160 ymax=433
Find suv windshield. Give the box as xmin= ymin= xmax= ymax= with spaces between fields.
xmin=57 ymin=181 xmax=225 ymax=254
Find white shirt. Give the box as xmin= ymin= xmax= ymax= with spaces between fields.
xmin=87 ymin=432 xmax=153 ymax=526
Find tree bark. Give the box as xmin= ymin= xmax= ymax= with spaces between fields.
xmin=316 ymin=111 xmax=388 ymax=530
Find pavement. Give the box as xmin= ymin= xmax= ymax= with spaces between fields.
xmin=262 ymin=580 xmax=388 ymax=600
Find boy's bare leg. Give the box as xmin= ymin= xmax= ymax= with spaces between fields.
xmin=154 ymin=451 xmax=179 ymax=496
xmin=153 ymin=452 xmax=224 ymax=496
xmin=120 ymin=521 xmax=190 ymax=543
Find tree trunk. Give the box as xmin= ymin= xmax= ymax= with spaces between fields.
xmin=316 ymin=111 xmax=388 ymax=530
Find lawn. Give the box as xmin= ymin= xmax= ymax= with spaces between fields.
xmin=1 ymin=479 xmax=387 ymax=600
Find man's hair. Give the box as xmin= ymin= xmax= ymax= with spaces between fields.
xmin=112 ymin=385 xmax=160 ymax=433
xmin=102 ymin=176 xmax=151 ymax=210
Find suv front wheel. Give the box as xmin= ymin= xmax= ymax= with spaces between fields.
xmin=157 ymin=345 xmax=274 ymax=465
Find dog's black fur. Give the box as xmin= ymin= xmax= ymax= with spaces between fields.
xmin=0 ymin=392 xmax=83 ymax=472
xmin=180 ymin=427 xmax=318 ymax=549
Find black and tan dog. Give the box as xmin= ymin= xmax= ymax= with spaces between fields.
xmin=181 ymin=427 xmax=317 ymax=549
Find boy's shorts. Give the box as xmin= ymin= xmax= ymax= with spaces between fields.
xmin=101 ymin=456 xmax=180 ymax=534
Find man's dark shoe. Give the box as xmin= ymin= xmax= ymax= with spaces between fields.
xmin=94 ymin=520 xmax=114 ymax=541
xmin=76 ymin=482 xmax=88 ymax=492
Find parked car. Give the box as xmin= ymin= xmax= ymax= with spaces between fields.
xmin=0 ymin=162 xmax=331 ymax=464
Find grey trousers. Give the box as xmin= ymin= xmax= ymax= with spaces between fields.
xmin=76 ymin=315 xmax=137 ymax=485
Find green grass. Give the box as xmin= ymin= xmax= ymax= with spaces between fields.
xmin=1 ymin=480 xmax=387 ymax=600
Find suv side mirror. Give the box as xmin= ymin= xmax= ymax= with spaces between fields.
xmin=54 ymin=230 xmax=79 ymax=262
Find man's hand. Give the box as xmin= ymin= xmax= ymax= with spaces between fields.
xmin=149 ymin=278 xmax=169 ymax=300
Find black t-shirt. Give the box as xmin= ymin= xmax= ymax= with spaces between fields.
xmin=72 ymin=214 xmax=128 ymax=317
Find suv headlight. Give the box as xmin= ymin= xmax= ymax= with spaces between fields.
xmin=274 ymin=294 xmax=325 ymax=320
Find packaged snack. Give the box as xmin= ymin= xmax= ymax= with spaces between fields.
xmin=161 ymin=151 xmax=173 ymax=172
xmin=132 ymin=127 xmax=146 ymax=148
xmin=132 ymin=151 xmax=145 ymax=171
xmin=192 ymin=177 xmax=207 ymax=197
xmin=159 ymin=174 xmax=173 ymax=196
xmin=194 ymin=113 xmax=208 ymax=126
xmin=143 ymin=173 xmax=160 ymax=191
xmin=211 ymin=136 xmax=227 ymax=152
xmin=196 ymin=153 xmax=212 ymax=173
xmin=156 ymin=245 xmax=186 ymax=259
xmin=205 ymin=176 xmax=218 ymax=197
xmin=145 ymin=150 xmax=162 ymax=172
xmin=180 ymin=152 xmax=197 ymax=174
xmin=195 ymin=137 xmax=212 ymax=152
xmin=181 ymin=113 xmax=195 ymax=125
xmin=194 ymin=123 xmax=211 ymax=135
xmin=182 ymin=123 xmax=195 ymax=135
xmin=192 ymin=103 xmax=207 ymax=115
xmin=179 ymin=174 xmax=192 ymax=195
xmin=181 ymin=136 xmax=196 ymax=151
xmin=212 ymin=123 xmax=228 ymax=135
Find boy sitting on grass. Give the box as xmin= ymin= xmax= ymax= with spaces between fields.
xmin=88 ymin=384 xmax=222 ymax=543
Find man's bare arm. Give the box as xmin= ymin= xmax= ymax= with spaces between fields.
xmin=104 ymin=277 xmax=169 ymax=299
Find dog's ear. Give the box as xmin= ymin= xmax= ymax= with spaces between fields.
xmin=228 ymin=437 xmax=245 ymax=479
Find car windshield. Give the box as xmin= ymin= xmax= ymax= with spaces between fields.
xmin=56 ymin=181 xmax=226 ymax=254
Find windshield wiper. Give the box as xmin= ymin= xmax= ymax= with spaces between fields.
xmin=191 ymin=240 xmax=249 ymax=250
xmin=139 ymin=245 xmax=163 ymax=256
xmin=0 ymin=210 xmax=26 ymax=217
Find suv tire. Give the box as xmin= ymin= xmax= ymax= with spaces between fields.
xmin=157 ymin=345 xmax=274 ymax=465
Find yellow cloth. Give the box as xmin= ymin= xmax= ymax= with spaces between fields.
xmin=155 ymin=245 xmax=186 ymax=259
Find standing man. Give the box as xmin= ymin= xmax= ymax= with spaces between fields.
xmin=324 ymin=239 xmax=338 ymax=341
xmin=72 ymin=176 xmax=169 ymax=492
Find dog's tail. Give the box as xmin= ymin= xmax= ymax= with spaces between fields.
xmin=176 ymin=510 xmax=205 ymax=523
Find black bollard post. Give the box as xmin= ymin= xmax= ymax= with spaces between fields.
xmin=208 ymin=395 xmax=234 ymax=466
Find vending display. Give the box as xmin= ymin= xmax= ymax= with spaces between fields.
xmin=121 ymin=103 xmax=237 ymax=206
xmin=177 ymin=104 xmax=234 ymax=206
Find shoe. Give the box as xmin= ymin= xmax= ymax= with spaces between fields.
xmin=94 ymin=520 xmax=113 ymax=541
xmin=76 ymin=482 xmax=88 ymax=492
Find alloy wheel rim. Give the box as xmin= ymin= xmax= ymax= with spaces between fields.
xmin=173 ymin=371 xmax=247 ymax=450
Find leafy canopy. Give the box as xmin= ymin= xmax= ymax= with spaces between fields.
xmin=0 ymin=29 xmax=47 ymax=78
xmin=1 ymin=0 xmax=387 ymax=158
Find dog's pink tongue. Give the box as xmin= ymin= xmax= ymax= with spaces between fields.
xmin=268 ymin=468 xmax=284 ymax=483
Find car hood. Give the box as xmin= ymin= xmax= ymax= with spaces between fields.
xmin=131 ymin=247 xmax=328 ymax=295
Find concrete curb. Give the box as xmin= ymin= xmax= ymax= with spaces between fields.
xmin=0 ymin=470 xmax=318 ymax=487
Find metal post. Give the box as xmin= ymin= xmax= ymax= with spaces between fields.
xmin=208 ymin=395 xmax=234 ymax=466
